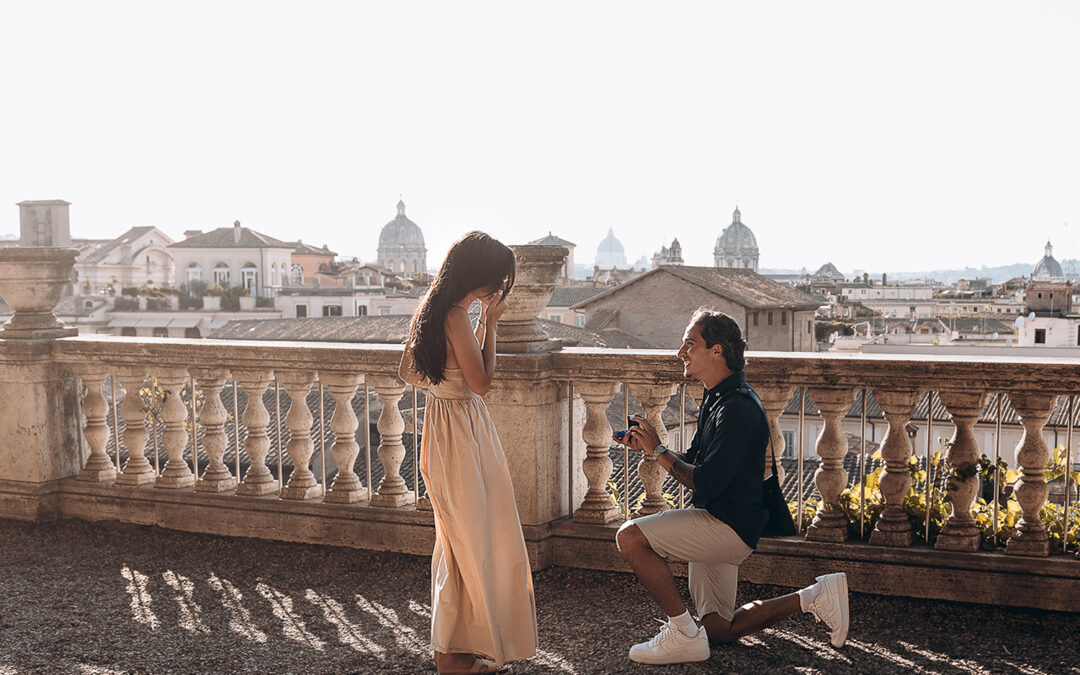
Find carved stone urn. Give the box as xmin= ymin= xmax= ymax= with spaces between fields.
xmin=498 ymin=245 xmax=568 ymax=353
xmin=0 ymin=247 xmax=79 ymax=339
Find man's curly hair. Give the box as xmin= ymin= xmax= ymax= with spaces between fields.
xmin=689 ymin=308 xmax=746 ymax=372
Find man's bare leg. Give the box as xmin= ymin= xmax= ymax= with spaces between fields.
xmin=699 ymin=594 xmax=801 ymax=644
xmin=616 ymin=523 xmax=686 ymax=616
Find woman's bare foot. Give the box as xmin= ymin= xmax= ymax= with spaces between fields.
xmin=434 ymin=651 xmax=498 ymax=674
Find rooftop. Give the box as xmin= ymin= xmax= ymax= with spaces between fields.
xmin=573 ymin=266 xmax=821 ymax=311
xmin=170 ymin=223 xmax=292 ymax=250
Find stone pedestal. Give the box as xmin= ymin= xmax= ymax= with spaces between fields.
xmin=0 ymin=247 xmax=79 ymax=339
xmin=497 ymin=245 xmax=568 ymax=354
xmin=0 ymin=341 xmax=82 ymax=520
xmin=484 ymin=363 xmax=583 ymax=567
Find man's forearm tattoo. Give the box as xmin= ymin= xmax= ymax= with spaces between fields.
xmin=667 ymin=458 xmax=695 ymax=490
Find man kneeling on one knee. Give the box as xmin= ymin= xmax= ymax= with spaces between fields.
xmin=614 ymin=309 xmax=849 ymax=665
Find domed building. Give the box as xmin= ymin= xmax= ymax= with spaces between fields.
xmin=377 ymin=200 xmax=427 ymax=277
xmin=1033 ymin=240 xmax=1064 ymax=281
xmin=595 ymin=228 xmax=627 ymax=269
xmin=714 ymin=207 xmax=759 ymax=272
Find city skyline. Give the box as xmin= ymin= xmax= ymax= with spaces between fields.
xmin=2 ymin=2 xmax=1078 ymax=274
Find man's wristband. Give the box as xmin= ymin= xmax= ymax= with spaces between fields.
xmin=654 ymin=445 xmax=669 ymax=456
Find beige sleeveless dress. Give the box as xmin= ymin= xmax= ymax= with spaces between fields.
xmin=419 ymin=367 xmax=538 ymax=666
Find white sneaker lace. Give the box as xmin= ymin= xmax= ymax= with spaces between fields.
xmin=648 ymin=618 xmax=676 ymax=647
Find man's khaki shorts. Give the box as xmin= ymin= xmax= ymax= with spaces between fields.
xmin=627 ymin=508 xmax=753 ymax=622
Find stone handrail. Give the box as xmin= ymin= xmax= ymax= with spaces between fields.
xmin=1 ymin=335 xmax=1076 ymax=568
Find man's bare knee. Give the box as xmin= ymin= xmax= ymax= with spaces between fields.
xmin=616 ymin=521 xmax=648 ymax=554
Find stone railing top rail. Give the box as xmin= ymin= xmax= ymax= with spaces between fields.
xmin=4 ymin=335 xmax=1075 ymax=394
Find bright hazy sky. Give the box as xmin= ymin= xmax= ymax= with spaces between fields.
xmin=2 ymin=2 xmax=1078 ymax=275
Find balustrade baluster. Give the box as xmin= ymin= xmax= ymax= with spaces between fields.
xmin=115 ymin=367 xmax=155 ymax=486
xmin=805 ymin=387 xmax=856 ymax=542
xmin=757 ymin=384 xmax=795 ymax=487
xmin=936 ymin=391 xmax=989 ymax=552
xmin=234 ymin=369 xmax=276 ymax=496
xmin=369 ymin=375 xmax=411 ymax=507
xmin=1006 ymin=392 xmax=1056 ymax=557
xmin=155 ymin=369 xmax=194 ymax=489
xmin=869 ymin=389 xmax=920 ymax=546
xmin=277 ymin=371 xmax=322 ymax=500
xmin=75 ymin=365 xmax=117 ymax=482
xmin=573 ymin=380 xmax=620 ymax=524
xmin=323 ymin=373 xmax=368 ymax=504
xmin=191 ymin=369 xmax=235 ymax=493
xmin=634 ymin=383 xmax=676 ymax=516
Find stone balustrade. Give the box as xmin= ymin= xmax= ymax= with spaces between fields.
xmin=1 ymin=335 xmax=1078 ymax=609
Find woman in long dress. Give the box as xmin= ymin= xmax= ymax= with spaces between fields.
xmin=400 ymin=231 xmax=538 ymax=674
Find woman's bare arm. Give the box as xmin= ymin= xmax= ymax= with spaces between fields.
xmin=446 ymin=306 xmax=495 ymax=395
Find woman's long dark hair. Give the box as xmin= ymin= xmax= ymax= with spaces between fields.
xmin=409 ymin=231 xmax=516 ymax=384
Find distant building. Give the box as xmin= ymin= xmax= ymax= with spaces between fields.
xmin=377 ymin=200 xmax=427 ymax=277
xmin=1033 ymin=240 xmax=1064 ymax=281
xmin=288 ymin=240 xmax=337 ymax=286
xmin=169 ymin=220 xmax=293 ymax=298
xmin=650 ymin=238 xmax=684 ymax=269
xmin=595 ymin=228 xmax=627 ymax=269
xmin=714 ymin=207 xmax=759 ymax=271
xmin=571 ymin=265 xmax=819 ymax=350
xmin=74 ymin=226 xmax=176 ymax=292
xmin=18 ymin=199 xmax=71 ymax=247
xmin=540 ymin=285 xmax=606 ymax=326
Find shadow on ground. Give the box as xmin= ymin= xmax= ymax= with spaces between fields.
xmin=0 ymin=520 xmax=1075 ymax=674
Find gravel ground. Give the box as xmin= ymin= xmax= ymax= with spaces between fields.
xmin=0 ymin=520 xmax=1075 ymax=675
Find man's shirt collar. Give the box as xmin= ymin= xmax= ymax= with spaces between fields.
xmin=704 ymin=371 xmax=747 ymax=401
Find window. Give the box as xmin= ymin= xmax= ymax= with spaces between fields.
xmin=186 ymin=263 xmax=202 ymax=285
xmin=380 ymin=308 xmax=391 ymax=316
xmin=212 ymin=263 xmax=230 ymax=286
xmin=242 ymin=263 xmax=258 ymax=294
xmin=295 ymin=305 xmax=307 ymax=318
xmin=549 ymin=314 xmax=563 ymax=324
xmin=576 ymin=315 xmax=585 ymax=327
xmin=357 ymin=304 xmax=368 ymax=316
xmin=292 ymin=263 xmax=304 ymax=285
xmin=807 ymin=320 xmax=812 ymax=334
xmin=781 ymin=312 xmax=787 ymax=326
xmin=184 ymin=327 xmax=201 ymax=339
xmin=752 ymin=312 xmax=758 ymax=326
xmin=1035 ymin=328 xmax=1046 ymax=344
xmin=121 ymin=327 xmax=136 ymax=337
xmin=322 ymin=304 xmax=342 ymax=317
xmin=768 ymin=311 xmax=773 ymax=326
xmin=152 ymin=326 xmax=169 ymax=338
xmin=782 ymin=430 xmax=797 ymax=458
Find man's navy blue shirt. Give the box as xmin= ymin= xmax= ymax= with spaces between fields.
xmin=684 ymin=370 xmax=770 ymax=549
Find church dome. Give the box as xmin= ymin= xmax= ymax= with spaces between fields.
xmin=714 ymin=207 xmax=760 ymax=271
xmin=715 ymin=207 xmax=758 ymax=253
xmin=379 ymin=200 xmax=425 ymax=247
xmin=1034 ymin=240 xmax=1063 ymax=280
xmin=596 ymin=228 xmax=627 ymax=268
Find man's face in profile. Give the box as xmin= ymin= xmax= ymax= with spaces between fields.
xmin=677 ymin=321 xmax=717 ymax=382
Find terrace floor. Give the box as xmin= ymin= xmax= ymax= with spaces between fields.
xmin=0 ymin=520 xmax=1075 ymax=675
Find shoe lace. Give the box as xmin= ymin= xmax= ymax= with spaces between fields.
xmin=649 ymin=618 xmax=676 ymax=647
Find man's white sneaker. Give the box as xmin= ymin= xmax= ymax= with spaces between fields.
xmin=806 ymin=572 xmax=849 ymax=648
xmin=628 ymin=619 xmax=710 ymax=664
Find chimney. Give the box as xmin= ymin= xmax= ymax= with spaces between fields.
xmin=233 ymin=220 xmax=242 ymax=244
xmin=183 ymin=229 xmax=202 ymax=239
xmin=18 ymin=199 xmax=71 ymax=246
